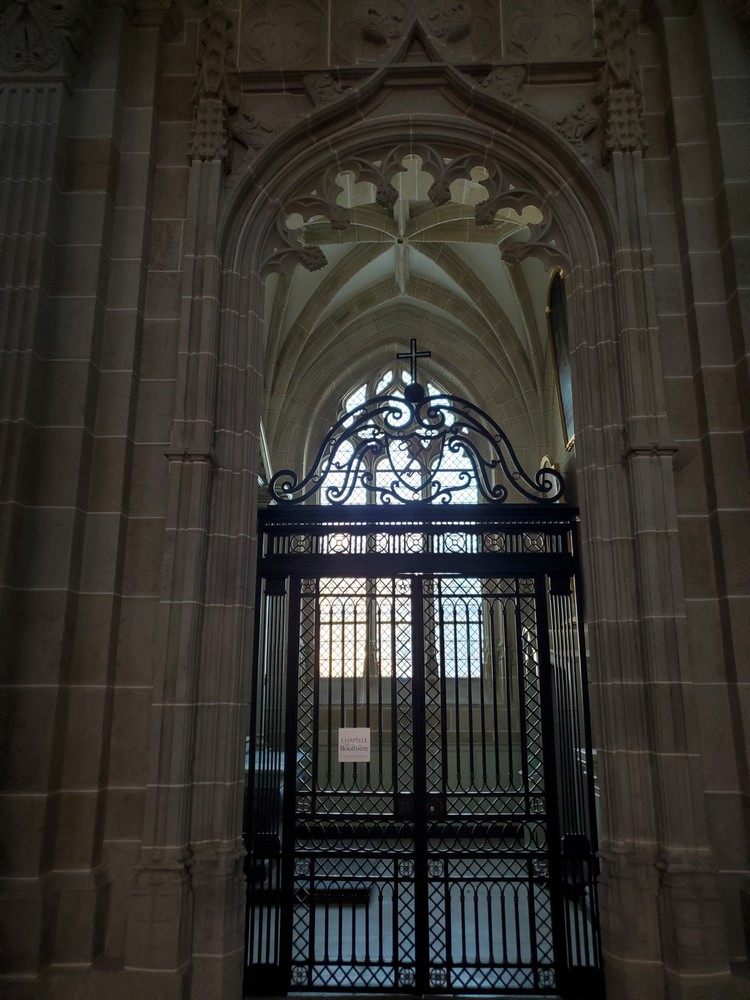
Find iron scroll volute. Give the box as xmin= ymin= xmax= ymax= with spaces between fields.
xmin=269 ymin=389 xmax=565 ymax=506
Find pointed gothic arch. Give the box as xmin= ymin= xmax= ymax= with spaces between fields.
xmin=155 ymin=31 xmax=732 ymax=1000
xmin=2 ymin=5 xmax=746 ymax=999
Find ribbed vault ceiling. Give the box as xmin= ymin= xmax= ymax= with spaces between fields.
xmin=262 ymin=153 xmax=570 ymax=482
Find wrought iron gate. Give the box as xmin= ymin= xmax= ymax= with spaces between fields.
xmin=245 ymin=383 xmax=602 ymax=997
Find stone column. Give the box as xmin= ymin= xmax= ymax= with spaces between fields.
xmin=2 ymin=0 xmax=186 ymax=985
xmin=582 ymin=3 xmax=734 ymax=997
xmin=0 ymin=0 xmax=111 ymax=975
xmin=123 ymin=152 xmax=222 ymax=997
xmin=125 ymin=7 xmax=255 ymax=997
xmin=649 ymin=0 xmax=750 ymax=980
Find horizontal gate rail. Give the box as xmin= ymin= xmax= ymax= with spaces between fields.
xmin=259 ymin=503 xmax=580 ymax=529
xmin=258 ymin=551 xmax=576 ymax=577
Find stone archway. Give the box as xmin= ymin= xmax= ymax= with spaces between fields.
xmin=126 ymin=16 xmax=733 ymax=1000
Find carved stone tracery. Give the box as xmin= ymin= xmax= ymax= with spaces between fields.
xmin=241 ymin=0 xmax=327 ymax=69
xmin=504 ymin=0 xmax=594 ymax=60
xmin=0 ymin=0 xmax=92 ymax=73
xmin=263 ymin=145 xmax=565 ymax=274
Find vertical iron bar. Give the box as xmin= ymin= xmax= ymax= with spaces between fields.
xmin=504 ymin=600 xmax=515 ymax=790
xmin=515 ymin=594 xmax=530 ymax=808
xmin=465 ymin=593 xmax=477 ymax=789
xmin=411 ymin=575 xmax=428 ymax=994
xmin=244 ymin=570 xmax=266 ymax=972
xmin=535 ymin=573 xmax=566 ymax=990
xmin=452 ymin=605 xmax=462 ymax=790
xmin=490 ymin=597 xmax=502 ymax=789
xmin=478 ymin=593 xmax=489 ymax=787
xmin=279 ymin=574 xmax=302 ymax=991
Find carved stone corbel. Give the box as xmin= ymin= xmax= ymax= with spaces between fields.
xmin=554 ymin=102 xmax=599 ymax=161
xmin=302 ymin=72 xmax=353 ymax=107
xmin=476 ymin=65 xmax=528 ymax=104
xmin=264 ymin=215 xmax=328 ymax=274
xmin=499 ymin=225 xmax=570 ymax=272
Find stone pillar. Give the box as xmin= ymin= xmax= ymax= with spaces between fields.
xmin=122 ymin=155 xmax=221 ymax=981
xmin=125 ymin=8 xmax=254 ymax=996
xmin=0 ymin=71 xmax=73 ymax=979
xmin=582 ymin=4 xmax=736 ymax=996
xmin=650 ymin=0 xmax=750 ymax=981
xmin=0 ymin=0 xmax=119 ymax=975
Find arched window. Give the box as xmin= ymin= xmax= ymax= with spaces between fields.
xmin=325 ymin=366 xmax=479 ymax=506
xmin=318 ymin=367 xmax=482 ymax=678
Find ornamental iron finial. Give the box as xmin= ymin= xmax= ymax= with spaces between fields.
xmin=396 ymin=339 xmax=431 ymax=404
xmin=396 ymin=339 xmax=431 ymax=384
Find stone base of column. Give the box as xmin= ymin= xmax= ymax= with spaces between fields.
xmin=0 ymin=867 xmax=109 ymax=974
xmin=0 ymin=875 xmax=58 ymax=975
xmin=600 ymin=845 xmax=741 ymax=1000
xmin=191 ymin=952 xmax=244 ymax=1000
xmin=124 ymin=855 xmax=192 ymax=973
xmin=189 ymin=845 xmax=246 ymax=1000
xmin=0 ymin=968 xmax=189 ymax=1000
xmin=51 ymin=867 xmax=111 ymax=963
xmin=603 ymin=951 xmax=747 ymax=1000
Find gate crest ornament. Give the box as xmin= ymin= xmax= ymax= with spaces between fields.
xmin=269 ymin=346 xmax=565 ymax=506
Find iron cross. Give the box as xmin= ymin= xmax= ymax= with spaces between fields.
xmin=397 ymin=339 xmax=431 ymax=385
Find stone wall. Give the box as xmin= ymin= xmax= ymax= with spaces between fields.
xmin=0 ymin=2 xmax=748 ymax=998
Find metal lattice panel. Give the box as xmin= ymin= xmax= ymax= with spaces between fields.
xmin=245 ymin=504 xmax=602 ymax=998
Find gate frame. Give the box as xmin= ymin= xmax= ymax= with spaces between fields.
xmin=245 ymin=501 xmax=603 ymax=999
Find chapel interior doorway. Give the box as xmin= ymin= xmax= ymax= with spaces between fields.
xmin=243 ymin=367 xmax=603 ymax=998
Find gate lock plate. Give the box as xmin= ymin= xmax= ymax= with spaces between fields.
xmin=426 ymin=794 xmax=445 ymax=819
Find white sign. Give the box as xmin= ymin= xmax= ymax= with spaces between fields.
xmin=338 ymin=727 xmax=371 ymax=762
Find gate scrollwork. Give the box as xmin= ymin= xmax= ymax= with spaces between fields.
xmin=269 ymin=391 xmax=564 ymax=506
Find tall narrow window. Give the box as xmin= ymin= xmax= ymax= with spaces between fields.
xmin=548 ymin=271 xmax=575 ymax=449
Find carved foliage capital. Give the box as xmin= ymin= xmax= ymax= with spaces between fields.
xmin=595 ymin=0 xmax=647 ymax=158
xmin=0 ymin=0 xmax=92 ymax=74
xmin=602 ymin=84 xmax=647 ymax=158
xmin=190 ymin=96 xmax=230 ymax=161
